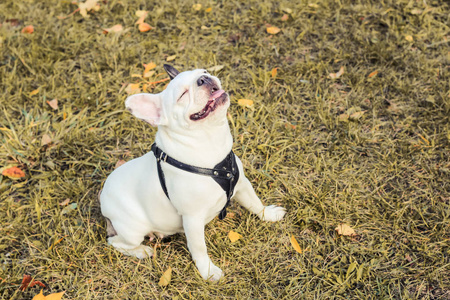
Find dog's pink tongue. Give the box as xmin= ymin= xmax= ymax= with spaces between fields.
xmin=210 ymin=89 xmax=225 ymax=100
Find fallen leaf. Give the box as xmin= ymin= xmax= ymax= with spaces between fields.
xmin=78 ymin=0 xmax=99 ymax=18
xmin=2 ymin=166 xmax=25 ymax=179
xmin=329 ymin=66 xmax=344 ymax=79
xmin=158 ymin=266 xmax=172 ymax=287
xmin=5 ymin=19 xmax=20 ymax=27
xmin=266 ymin=26 xmax=281 ymax=35
xmin=103 ymin=24 xmax=123 ymax=34
xmin=115 ymin=160 xmax=126 ymax=169
xmin=59 ymin=198 xmax=70 ymax=206
xmin=138 ymin=23 xmax=152 ymax=32
xmin=290 ymin=235 xmax=302 ymax=254
xmin=192 ymin=3 xmax=202 ymax=11
xmin=143 ymin=62 xmax=157 ymax=75
xmin=335 ymin=224 xmax=356 ymax=236
xmin=410 ymin=9 xmax=422 ymax=15
xmin=41 ymin=134 xmax=52 ymax=146
xmin=205 ymin=7 xmax=212 ymax=13
xmin=166 ymin=55 xmax=177 ymax=62
xmin=238 ymin=99 xmax=254 ymax=108
xmin=281 ymin=14 xmax=289 ymax=21
xmin=349 ymin=110 xmax=366 ymax=120
xmin=308 ymin=3 xmax=320 ymax=8
xmin=61 ymin=203 xmax=78 ymax=215
xmin=125 ymin=83 xmax=141 ymax=94
xmin=135 ymin=10 xmax=148 ymax=18
xmin=338 ymin=113 xmax=349 ymax=122
xmin=228 ymin=230 xmax=242 ymax=243
xmin=271 ymin=67 xmax=278 ymax=78
xmin=19 ymin=275 xmax=32 ymax=291
xmin=32 ymin=290 xmax=65 ymax=300
xmin=143 ymin=71 xmax=155 ymax=78
xmin=368 ymin=70 xmax=378 ymax=78
xmin=29 ymin=89 xmax=39 ymax=97
xmin=207 ymin=65 xmax=224 ymax=72
xmin=21 ymin=25 xmax=34 ymax=34
xmin=405 ymin=35 xmax=414 ymax=42
xmin=46 ymin=99 xmax=58 ymax=110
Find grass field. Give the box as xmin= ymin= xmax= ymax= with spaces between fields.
xmin=1 ymin=0 xmax=449 ymax=299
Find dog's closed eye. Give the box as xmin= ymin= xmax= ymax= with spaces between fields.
xmin=178 ymin=90 xmax=188 ymax=101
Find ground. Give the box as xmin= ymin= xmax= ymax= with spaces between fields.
xmin=0 ymin=0 xmax=449 ymax=299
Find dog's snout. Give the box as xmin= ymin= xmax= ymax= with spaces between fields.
xmin=197 ymin=75 xmax=209 ymax=87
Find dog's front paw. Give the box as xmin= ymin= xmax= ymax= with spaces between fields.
xmin=259 ymin=205 xmax=286 ymax=222
xmin=197 ymin=261 xmax=223 ymax=281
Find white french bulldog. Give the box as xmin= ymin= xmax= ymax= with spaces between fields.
xmin=100 ymin=65 xmax=286 ymax=281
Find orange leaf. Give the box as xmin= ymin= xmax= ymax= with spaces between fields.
xmin=138 ymin=23 xmax=152 ymax=32
xmin=32 ymin=290 xmax=65 ymax=300
xmin=405 ymin=35 xmax=413 ymax=42
xmin=281 ymin=14 xmax=289 ymax=21
xmin=143 ymin=62 xmax=157 ymax=74
xmin=59 ymin=198 xmax=70 ymax=206
xmin=205 ymin=7 xmax=212 ymax=13
xmin=228 ymin=230 xmax=242 ymax=243
xmin=237 ymin=99 xmax=254 ymax=108
xmin=2 ymin=166 xmax=25 ymax=179
xmin=21 ymin=25 xmax=34 ymax=34
xmin=29 ymin=89 xmax=39 ymax=97
xmin=20 ymin=275 xmax=32 ymax=291
xmin=103 ymin=24 xmax=123 ymax=34
xmin=125 ymin=83 xmax=141 ymax=94
xmin=329 ymin=66 xmax=344 ymax=79
xmin=271 ymin=67 xmax=278 ymax=78
xmin=46 ymin=99 xmax=58 ymax=110
xmin=266 ymin=26 xmax=281 ymax=34
xmin=290 ymin=235 xmax=302 ymax=254
xmin=368 ymin=70 xmax=378 ymax=78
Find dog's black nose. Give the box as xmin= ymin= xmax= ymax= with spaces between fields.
xmin=197 ymin=75 xmax=211 ymax=87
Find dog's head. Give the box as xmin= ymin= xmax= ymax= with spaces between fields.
xmin=125 ymin=65 xmax=229 ymax=129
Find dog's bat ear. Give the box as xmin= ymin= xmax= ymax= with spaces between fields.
xmin=125 ymin=93 xmax=167 ymax=127
xmin=163 ymin=64 xmax=180 ymax=80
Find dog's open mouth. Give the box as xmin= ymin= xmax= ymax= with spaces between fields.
xmin=190 ymin=89 xmax=228 ymax=121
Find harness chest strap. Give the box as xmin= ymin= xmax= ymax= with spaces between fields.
xmin=150 ymin=143 xmax=240 ymax=220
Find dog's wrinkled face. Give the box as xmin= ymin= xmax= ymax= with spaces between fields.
xmin=125 ymin=65 xmax=229 ymax=129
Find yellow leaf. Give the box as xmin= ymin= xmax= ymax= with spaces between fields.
xmin=41 ymin=134 xmax=52 ymax=146
xmin=266 ymin=26 xmax=281 ymax=34
xmin=308 ymin=3 xmax=320 ymax=8
xmin=410 ymin=9 xmax=422 ymax=15
xmin=335 ymin=224 xmax=356 ymax=236
xmin=125 ymin=83 xmax=141 ymax=94
xmin=32 ymin=290 xmax=65 ymax=300
xmin=205 ymin=7 xmax=212 ymax=13
xmin=138 ymin=23 xmax=152 ymax=32
xmin=349 ymin=110 xmax=366 ymax=120
xmin=405 ymin=35 xmax=414 ymax=42
xmin=144 ymin=71 xmax=155 ymax=78
xmin=192 ymin=3 xmax=202 ymax=10
xmin=78 ymin=0 xmax=99 ymax=18
xmin=2 ymin=166 xmax=25 ymax=179
xmin=228 ymin=230 xmax=242 ymax=243
xmin=29 ymin=89 xmax=39 ymax=97
xmin=290 ymin=235 xmax=302 ymax=254
xmin=166 ymin=55 xmax=177 ymax=62
xmin=158 ymin=266 xmax=172 ymax=287
xmin=103 ymin=24 xmax=123 ymax=34
xmin=338 ymin=113 xmax=349 ymax=122
xmin=143 ymin=62 xmax=157 ymax=74
xmin=368 ymin=70 xmax=378 ymax=78
xmin=46 ymin=98 xmax=58 ymax=110
xmin=135 ymin=10 xmax=148 ymax=18
xmin=271 ymin=67 xmax=278 ymax=78
xmin=237 ymin=99 xmax=254 ymax=108
xmin=329 ymin=66 xmax=344 ymax=79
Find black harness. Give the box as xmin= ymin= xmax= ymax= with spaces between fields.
xmin=151 ymin=143 xmax=239 ymax=220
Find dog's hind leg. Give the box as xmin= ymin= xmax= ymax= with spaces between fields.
xmin=108 ymin=234 xmax=153 ymax=259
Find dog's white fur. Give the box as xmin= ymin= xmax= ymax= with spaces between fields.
xmin=100 ymin=67 xmax=286 ymax=281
